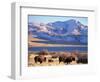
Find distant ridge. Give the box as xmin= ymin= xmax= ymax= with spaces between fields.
xmin=28 ymin=19 xmax=88 ymax=44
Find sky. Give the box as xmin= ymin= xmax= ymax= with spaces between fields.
xmin=28 ymin=15 xmax=88 ymax=26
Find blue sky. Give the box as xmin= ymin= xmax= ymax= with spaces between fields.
xmin=28 ymin=15 xmax=88 ymax=26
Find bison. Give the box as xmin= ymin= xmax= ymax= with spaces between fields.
xmin=77 ymin=57 xmax=88 ymax=64
xmin=58 ymin=52 xmax=78 ymax=64
xmin=64 ymin=56 xmax=75 ymax=64
xmin=77 ymin=53 xmax=88 ymax=64
xmin=59 ymin=56 xmax=74 ymax=64
xmin=34 ymin=55 xmax=46 ymax=64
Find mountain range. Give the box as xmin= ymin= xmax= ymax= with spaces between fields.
xmin=28 ymin=19 xmax=88 ymax=44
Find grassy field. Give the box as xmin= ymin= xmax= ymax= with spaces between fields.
xmin=28 ymin=52 xmax=87 ymax=67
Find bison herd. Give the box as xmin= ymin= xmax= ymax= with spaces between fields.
xmin=29 ymin=51 xmax=88 ymax=66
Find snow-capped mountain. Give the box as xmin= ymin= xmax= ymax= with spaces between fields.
xmin=28 ymin=19 xmax=88 ymax=44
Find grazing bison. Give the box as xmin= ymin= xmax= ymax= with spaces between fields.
xmin=77 ymin=57 xmax=88 ymax=64
xmin=77 ymin=54 xmax=88 ymax=64
xmin=34 ymin=55 xmax=46 ymax=64
xmin=59 ymin=56 xmax=74 ymax=64
xmin=58 ymin=52 xmax=77 ymax=64
xmin=64 ymin=56 xmax=73 ymax=64
xmin=58 ymin=52 xmax=72 ymax=64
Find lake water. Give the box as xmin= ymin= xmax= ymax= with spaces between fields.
xmin=28 ymin=46 xmax=87 ymax=52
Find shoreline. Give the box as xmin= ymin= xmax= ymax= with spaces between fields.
xmin=28 ymin=51 xmax=87 ymax=53
xmin=28 ymin=37 xmax=87 ymax=47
